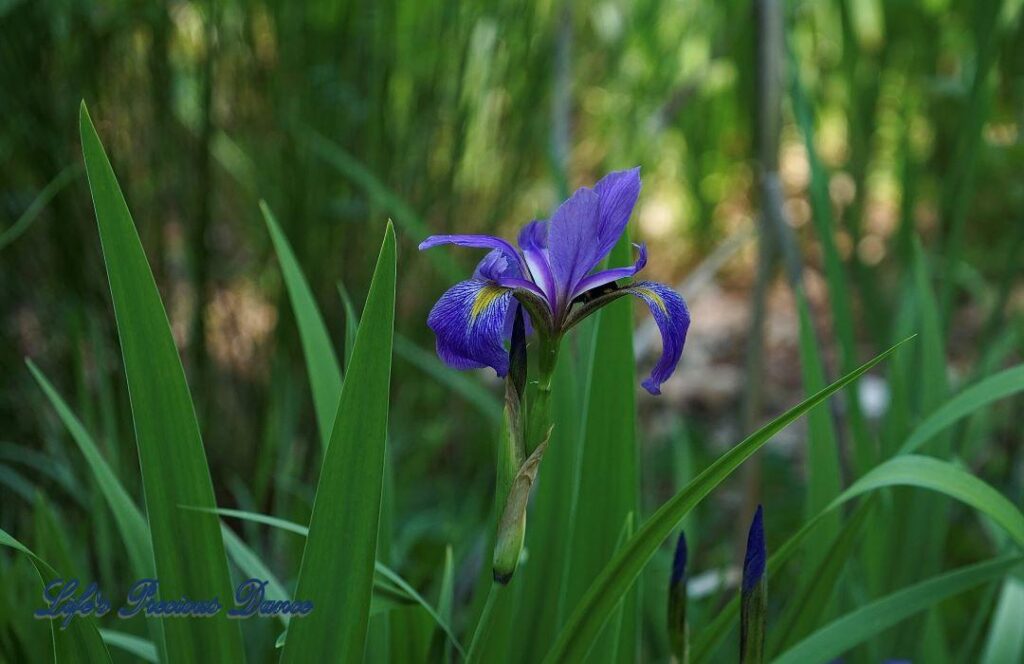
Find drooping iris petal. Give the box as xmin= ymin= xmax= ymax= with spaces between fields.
xmin=570 ymin=242 xmax=648 ymax=300
xmin=546 ymin=187 xmax=602 ymax=310
xmin=420 ymin=234 xmax=526 ymax=274
xmin=517 ymin=220 xmax=556 ymax=305
xmin=626 ymin=281 xmax=690 ymax=395
xmin=427 ymin=278 xmax=516 ymax=377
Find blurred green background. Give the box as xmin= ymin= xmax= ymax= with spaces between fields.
xmin=2 ymin=0 xmax=1023 ymax=661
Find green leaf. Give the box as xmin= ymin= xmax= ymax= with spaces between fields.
xmin=99 ymin=630 xmax=158 ymax=663
xmin=27 ymin=362 xmax=166 ymax=660
xmin=694 ymin=453 xmax=1024 ymax=662
xmin=296 ymin=124 xmax=460 ymax=280
xmin=795 ymin=291 xmax=842 ymax=565
xmin=561 ymin=232 xmax=641 ymax=663
xmin=394 ymin=334 xmax=501 ymax=424
xmin=183 ymin=505 xmax=465 ymax=656
xmin=261 ymin=201 xmax=343 ymax=451
xmin=835 ymin=455 xmax=1024 ymax=551
xmin=769 ymin=497 xmax=877 ymax=654
xmin=337 ymin=281 xmax=360 ymax=369
xmin=79 ymin=101 xmax=243 ymax=663
xmin=220 ymin=524 xmax=291 ymax=626
xmin=900 ymin=364 xmax=1024 ymax=455
xmin=771 ymin=556 xmax=1022 ymax=664
xmin=26 ymin=360 xmax=154 ymax=580
xmin=543 ymin=338 xmax=913 ymax=663
xmin=280 ymin=222 xmax=396 ymax=663
xmin=0 ymin=527 xmax=112 ymax=663
xmin=512 ymin=326 xmax=594 ymax=661
xmin=980 ymin=575 xmax=1024 ymax=664
xmin=0 ymin=164 xmax=81 ymax=251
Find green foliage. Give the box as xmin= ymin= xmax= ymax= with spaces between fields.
xmin=80 ymin=102 xmax=244 ymax=663
xmin=280 ymin=223 xmax=395 ymax=663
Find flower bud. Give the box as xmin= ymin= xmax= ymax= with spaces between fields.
xmin=667 ymin=530 xmax=688 ymax=663
xmin=740 ymin=505 xmax=767 ymax=664
xmin=492 ymin=437 xmax=547 ymax=584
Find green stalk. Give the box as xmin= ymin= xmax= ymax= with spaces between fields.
xmin=467 ymin=584 xmax=503 ymax=663
xmin=528 ymin=334 xmax=560 ymax=455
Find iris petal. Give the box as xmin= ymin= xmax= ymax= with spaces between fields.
xmin=420 ymin=234 xmax=526 ymax=274
xmin=547 ymin=187 xmax=602 ymax=310
xmin=427 ymin=278 xmax=516 ymax=377
xmin=570 ymin=242 xmax=647 ymax=300
xmin=626 ymin=281 xmax=690 ymax=395
xmin=593 ymin=168 xmax=642 ymax=263
xmin=517 ymin=220 xmax=557 ymax=305
xmin=474 ymin=249 xmax=546 ymax=300
xmin=545 ymin=168 xmax=642 ymax=311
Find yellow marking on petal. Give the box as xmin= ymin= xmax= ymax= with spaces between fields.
xmin=471 ymin=285 xmax=506 ymax=321
xmin=632 ymin=287 xmax=667 ymax=314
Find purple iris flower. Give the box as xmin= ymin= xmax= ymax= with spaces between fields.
xmin=419 ymin=167 xmax=690 ymax=395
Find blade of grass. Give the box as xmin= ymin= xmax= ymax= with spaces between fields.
xmin=182 ymin=505 xmax=465 ymax=656
xmin=693 ymin=453 xmax=1024 ymax=661
xmin=99 ymin=631 xmax=158 ymax=663
xmin=337 ymin=281 xmax=360 ymax=369
xmin=543 ymin=338 xmax=914 ymax=663
xmin=772 ymin=556 xmax=1022 ymax=664
xmin=394 ymin=334 xmax=502 ymax=423
xmin=979 ymin=575 xmax=1024 ymax=664
xmin=296 ymin=124 xmax=460 ymax=281
xmin=0 ymin=527 xmax=112 ymax=663
xmin=837 ymin=455 xmax=1024 ymax=550
xmin=900 ymin=364 xmax=1024 ymax=454
xmin=261 ymin=201 xmax=343 ymax=451
xmin=80 ymin=101 xmax=243 ymax=663
xmin=561 ymin=233 xmax=641 ymax=663
xmin=27 ymin=360 xmax=154 ymax=580
xmin=788 ymin=45 xmax=873 ymax=474
xmin=795 ymin=291 xmax=842 ymax=559
xmin=0 ymin=164 xmax=82 ymax=251
xmin=220 ymin=524 xmax=291 ymax=626
xmin=767 ymin=496 xmax=877 ymax=655
xmin=280 ymin=222 xmax=395 ymax=663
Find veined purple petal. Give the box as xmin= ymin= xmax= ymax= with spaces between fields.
xmin=474 ymin=249 xmax=547 ymax=301
xmin=427 ymin=279 xmax=516 ymax=377
xmin=627 ymin=281 xmax=690 ymax=395
xmin=593 ymin=168 xmax=642 ymax=261
xmin=420 ymin=234 xmax=527 ymax=274
xmin=570 ymin=243 xmax=648 ymax=300
xmin=547 ymin=187 xmax=602 ymax=311
xmin=546 ymin=168 xmax=642 ymax=312
xmin=517 ymin=220 xmax=557 ymax=307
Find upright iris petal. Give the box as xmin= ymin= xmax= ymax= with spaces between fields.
xmin=546 ymin=186 xmax=602 ymax=313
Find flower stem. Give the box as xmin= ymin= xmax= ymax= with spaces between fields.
xmin=466 ymin=583 xmax=502 ymax=663
xmin=527 ymin=335 xmax=559 ymax=454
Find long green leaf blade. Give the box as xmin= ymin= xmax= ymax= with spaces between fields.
xmin=900 ymin=364 xmax=1024 ymax=455
xmin=26 ymin=360 xmax=154 ymax=579
xmin=772 ymin=556 xmax=1022 ymax=664
xmin=261 ymin=201 xmax=343 ymax=451
xmin=834 ymin=455 xmax=1024 ymax=550
xmin=79 ymin=101 xmax=244 ymax=662
xmin=0 ymin=528 xmax=112 ymax=663
xmin=280 ymin=222 xmax=396 ymax=663
xmin=543 ymin=338 xmax=912 ymax=663
xmin=562 ymin=232 xmax=640 ymax=663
